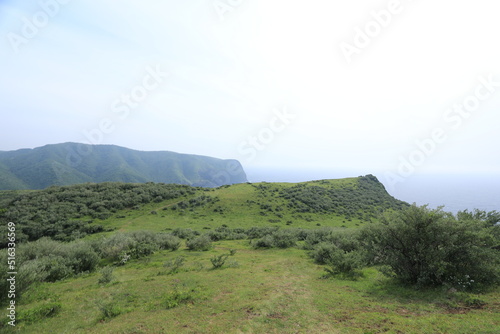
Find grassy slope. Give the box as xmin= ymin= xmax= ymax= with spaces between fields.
xmin=2 ymin=178 xmax=499 ymax=333
xmin=91 ymin=178 xmax=368 ymax=235
xmin=10 ymin=241 xmax=500 ymax=334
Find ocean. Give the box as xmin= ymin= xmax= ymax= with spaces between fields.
xmin=387 ymin=174 xmax=500 ymax=214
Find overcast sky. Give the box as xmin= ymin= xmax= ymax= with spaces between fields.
xmin=1 ymin=0 xmax=499 ymax=190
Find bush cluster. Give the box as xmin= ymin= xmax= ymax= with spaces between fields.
xmin=186 ymin=235 xmax=212 ymax=251
xmin=251 ymin=229 xmax=299 ymax=249
xmin=301 ymin=205 xmax=500 ymax=287
xmin=92 ymin=231 xmax=181 ymax=262
xmin=361 ymin=205 xmax=500 ymax=290
xmin=0 ymin=230 xmax=182 ymax=304
xmin=0 ymin=182 xmax=196 ymax=243
xmin=280 ymin=175 xmax=408 ymax=220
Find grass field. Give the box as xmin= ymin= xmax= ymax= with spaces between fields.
xmin=1 ymin=178 xmax=498 ymax=333
xmin=91 ymin=180 xmax=370 ymax=236
xmin=6 ymin=239 xmax=499 ymax=333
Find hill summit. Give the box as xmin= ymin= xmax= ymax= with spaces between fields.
xmin=0 ymin=143 xmax=247 ymax=190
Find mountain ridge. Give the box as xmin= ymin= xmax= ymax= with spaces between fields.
xmin=0 ymin=143 xmax=247 ymax=190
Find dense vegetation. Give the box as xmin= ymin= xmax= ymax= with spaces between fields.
xmin=4 ymin=206 xmax=497 ymax=308
xmin=0 ymin=142 xmax=247 ymax=190
xmin=362 ymin=206 xmax=500 ymax=289
xmin=0 ymin=176 xmax=498 ymax=332
xmin=0 ymin=182 xmax=197 ymax=243
xmin=280 ymin=174 xmax=408 ymax=219
xmin=0 ymin=175 xmax=405 ymax=245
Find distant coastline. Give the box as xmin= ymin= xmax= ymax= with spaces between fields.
xmin=246 ymin=168 xmax=499 ymax=214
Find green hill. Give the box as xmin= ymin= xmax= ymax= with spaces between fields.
xmin=0 ymin=175 xmax=407 ymax=243
xmin=1 ymin=176 xmax=498 ymax=333
xmin=0 ymin=143 xmax=247 ymax=190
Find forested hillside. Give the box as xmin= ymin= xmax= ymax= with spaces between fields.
xmin=0 ymin=143 xmax=247 ymax=190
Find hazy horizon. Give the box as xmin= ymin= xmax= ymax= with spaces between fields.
xmin=1 ymin=0 xmax=499 ymax=203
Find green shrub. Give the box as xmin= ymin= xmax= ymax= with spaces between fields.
xmin=129 ymin=242 xmax=158 ymax=259
xmin=325 ymin=230 xmax=362 ymax=252
xmin=251 ymin=230 xmax=297 ymax=249
xmin=18 ymin=237 xmax=65 ymax=262
xmin=40 ymin=256 xmax=74 ymax=282
xmin=163 ymin=288 xmax=198 ymax=309
xmin=96 ymin=300 xmax=123 ymax=320
xmin=96 ymin=233 xmax=136 ymax=261
xmin=98 ymin=266 xmax=115 ymax=284
xmin=18 ymin=302 xmax=61 ymax=324
xmin=323 ymin=248 xmax=365 ymax=280
xmin=186 ymin=235 xmax=212 ymax=251
xmin=226 ymin=232 xmax=247 ymax=240
xmin=11 ymin=259 xmax=48 ymax=299
xmin=156 ymin=234 xmax=181 ymax=251
xmin=362 ymin=205 xmax=500 ymax=289
xmin=309 ymin=242 xmax=339 ymax=264
xmin=65 ymin=241 xmax=100 ymax=273
xmin=171 ymin=228 xmax=199 ymax=239
xmin=272 ymin=229 xmax=298 ymax=248
xmin=245 ymin=226 xmax=279 ymax=239
xmin=96 ymin=231 xmax=165 ymax=261
xmin=208 ymin=226 xmax=232 ymax=241
xmin=210 ymin=254 xmax=229 ymax=269
xmin=251 ymin=235 xmax=274 ymax=248
xmin=163 ymin=256 xmax=186 ymax=274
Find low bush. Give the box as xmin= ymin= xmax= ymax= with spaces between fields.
xmin=163 ymin=288 xmax=198 ymax=309
xmin=251 ymin=235 xmax=274 ymax=248
xmin=98 ymin=266 xmax=115 ymax=284
xmin=163 ymin=256 xmax=186 ymax=274
xmin=245 ymin=226 xmax=280 ymax=239
xmin=251 ymin=229 xmax=298 ymax=249
xmin=323 ymin=248 xmax=365 ymax=280
xmin=95 ymin=233 xmax=136 ymax=261
xmin=272 ymin=229 xmax=298 ymax=248
xmin=156 ymin=234 xmax=181 ymax=251
xmin=171 ymin=228 xmax=199 ymax=239
xmin=210 ymin=254 xmax=229 ymax=269
xmin=362 ymin=205 xmax=500 ymax=289
xmin=186 ymin=235 xmax=212 ymax=251
xmin=18 ymin=302 xmax=62 ymax=324
xmin=309 ymin=242 xmax=339 ymax=264
xmin=226 ymin=232 xmax=247 ymax=240
xmin=96 ymin=300 xmax=123 ymax=321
